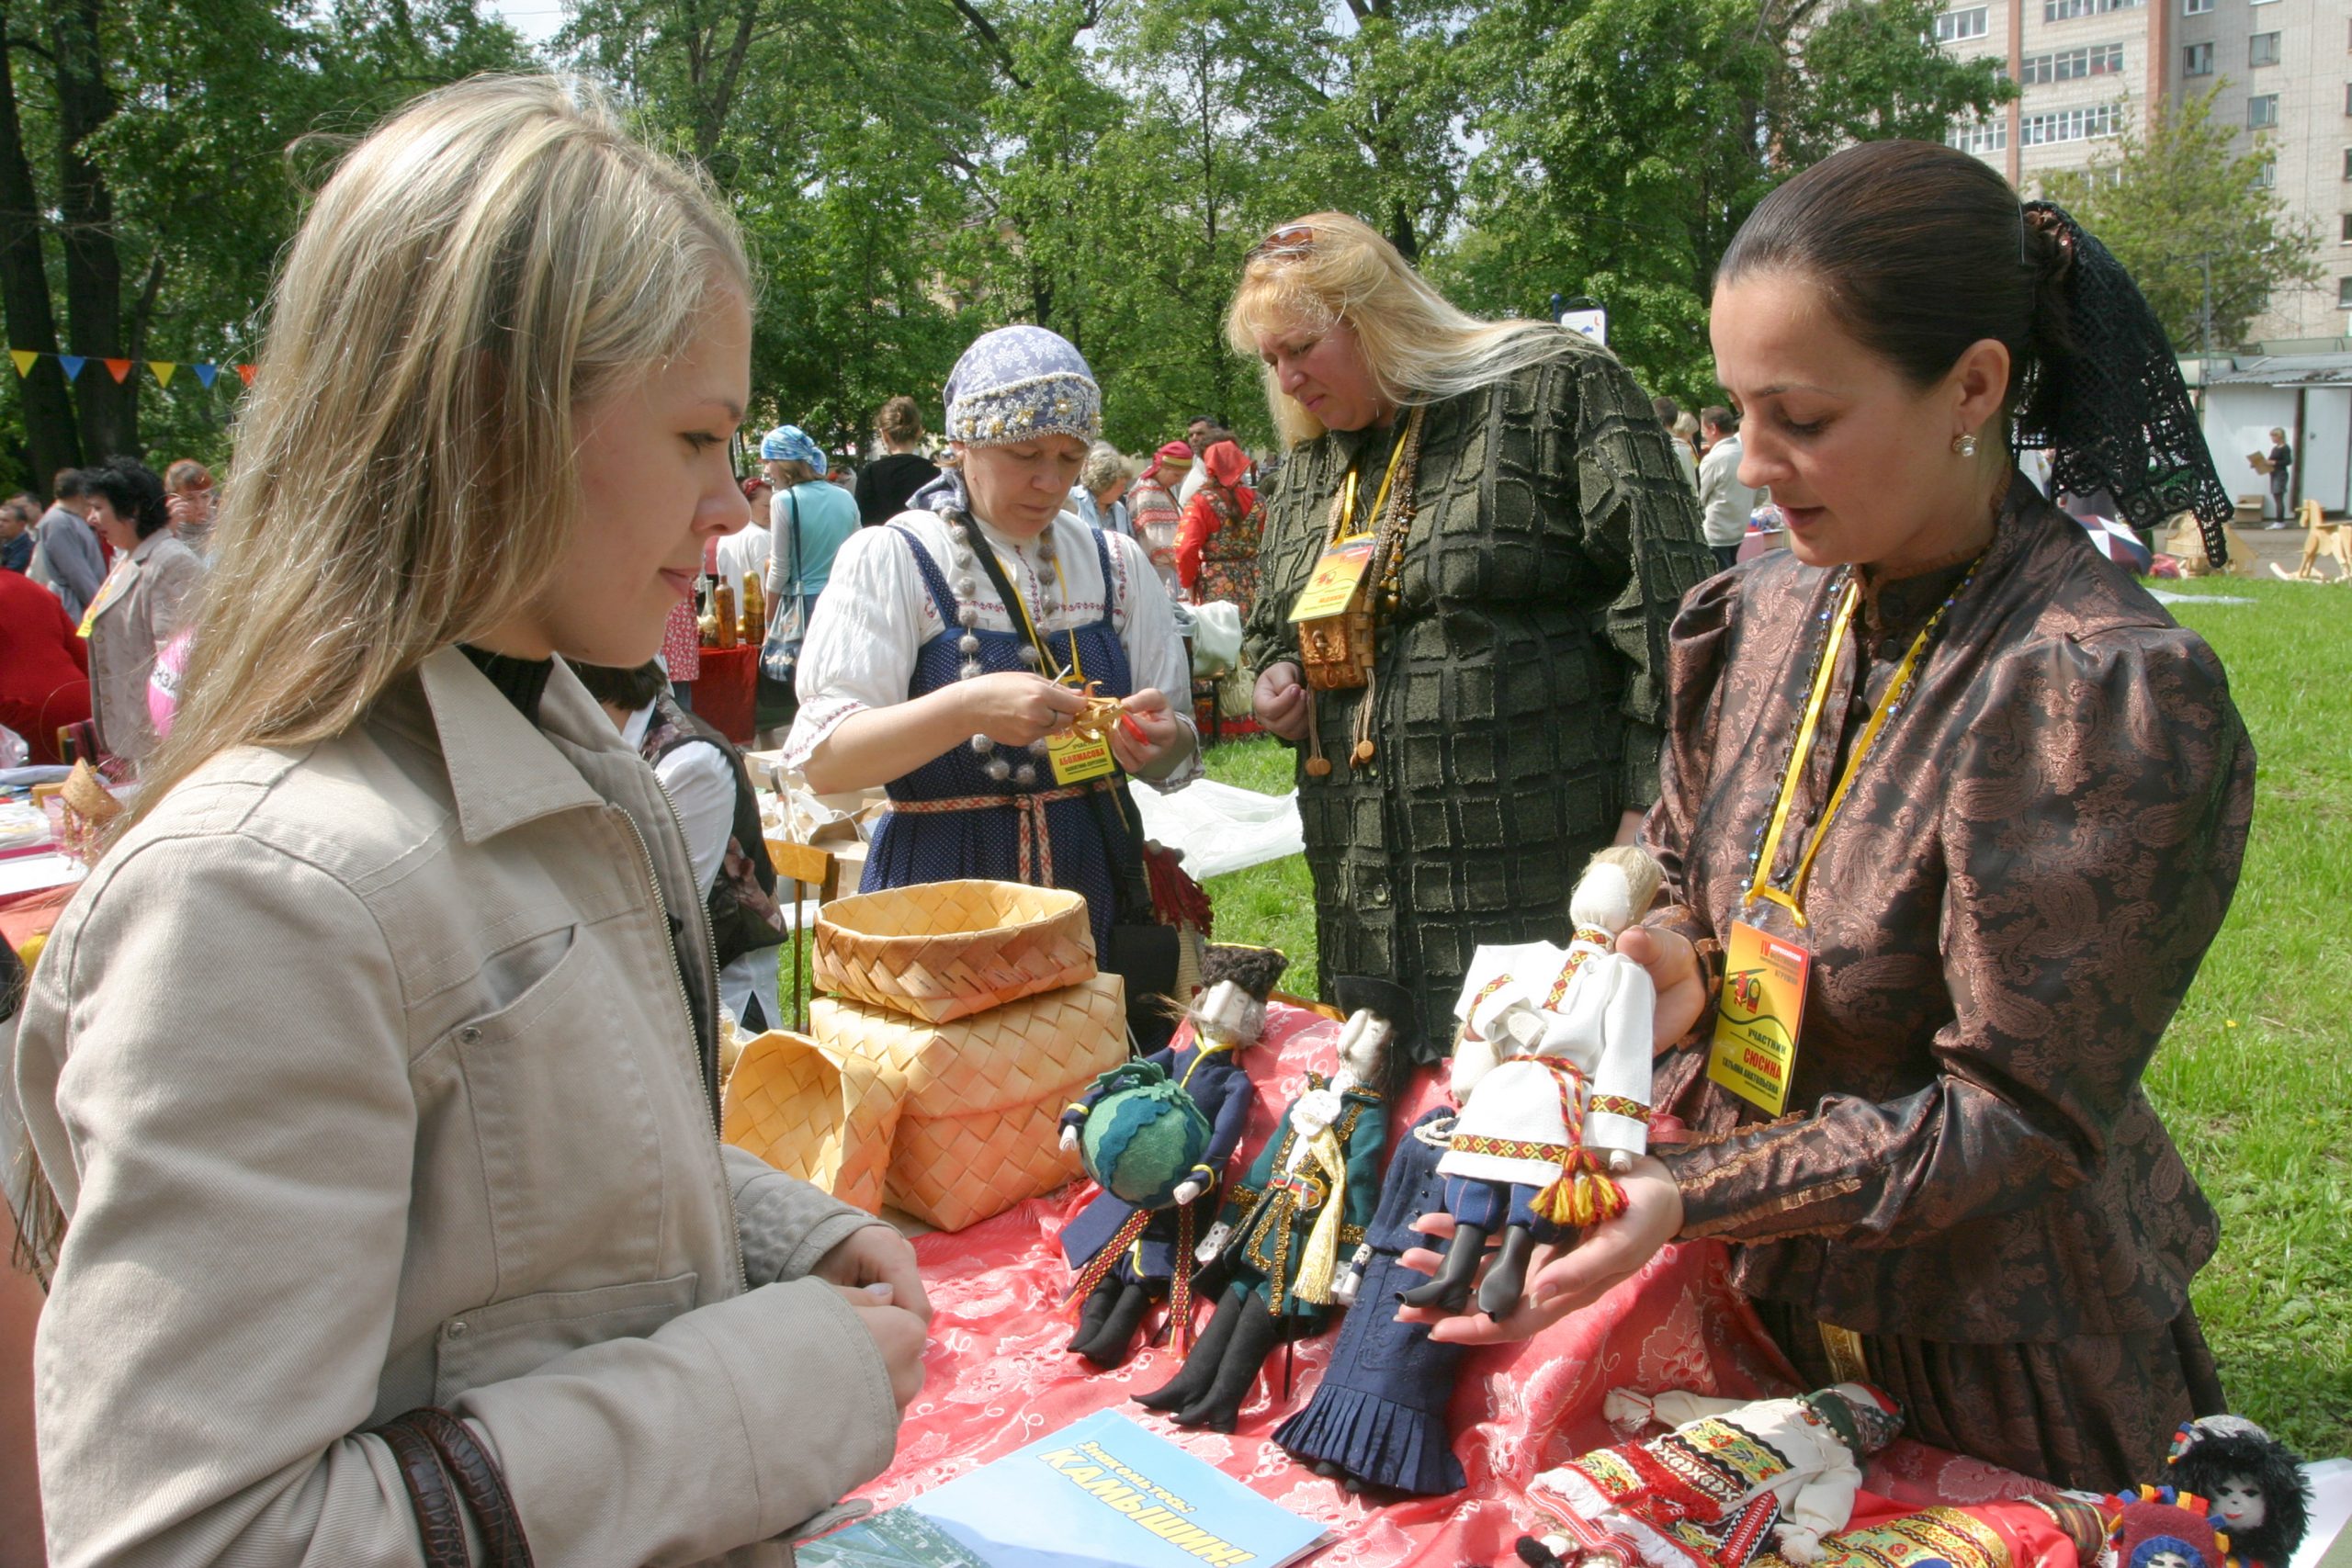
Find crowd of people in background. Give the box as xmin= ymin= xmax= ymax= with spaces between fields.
xmin=0 ymin=456 xmax=213 ymax=769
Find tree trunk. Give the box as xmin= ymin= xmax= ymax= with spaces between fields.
xmin=0 ymin=14 xmax=83 ymax=493
xmin=51 ymin=0 xmax=135 ymax=459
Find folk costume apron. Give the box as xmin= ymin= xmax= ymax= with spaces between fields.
xmin=860 ymin=522 xmax=1141 ymax=956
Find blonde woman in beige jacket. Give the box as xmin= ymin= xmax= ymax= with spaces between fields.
xmin=9 ymin=76 xmax=924 ymax=1567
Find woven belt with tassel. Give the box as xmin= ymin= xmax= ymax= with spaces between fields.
xmin=885 ymin=777 xmax=1119 ymax=887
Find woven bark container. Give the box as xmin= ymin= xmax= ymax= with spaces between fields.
xmin=813 ymin=879 xmax=1096 ymax=1023
xmin=723 ymin=972 xmax=1128 ymax=1232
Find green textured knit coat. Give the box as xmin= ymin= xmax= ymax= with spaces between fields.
xmin=1241 ymin=338 xmax=1712 ymax=1059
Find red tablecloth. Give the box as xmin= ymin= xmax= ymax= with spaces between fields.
xmin=871 ymin=1003 xmax=2040 ymax=1567
xmin=694 ymin=644 xmax=758 ymax=746
xmin=0 ymin=880 xmax=78 ymax=952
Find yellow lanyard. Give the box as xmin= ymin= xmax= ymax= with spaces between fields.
xmin=1746 ymin=567 xmax=1973 ymax=925
xmin=1330 ymin=423 xmax=1414 ymax=545
xmin=990 ymin=537 xmax=1086 ymax=687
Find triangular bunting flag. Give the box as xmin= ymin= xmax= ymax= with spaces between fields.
xmin=236 ymin=364 xmax=255 ymax=387
xmin=149 ymin=360 xmax=175 ymax=388
xmin=103 ymin=358 xmax=131 ymax=383
xmin=58 ymin=355 xmax=85 ymax=381
xmin=9 ymin=350 xmax=35 ymax=378
xmin=193 ymin=362 xmax=218 ymax=389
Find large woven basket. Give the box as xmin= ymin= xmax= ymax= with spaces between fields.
xmin=722 ymin=972 xmax=1128 ymax=1232
xmin=813 ymin=879 xmax=1096 ymax=1024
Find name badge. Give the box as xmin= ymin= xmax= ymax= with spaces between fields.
xmin=1706 ymin=919 xmax=1811 ymax=1115
xmin=1046 ymin=728 xmax=1116 ymax=785
xmin=1287 ymin=536 xmax=1374 ymax=623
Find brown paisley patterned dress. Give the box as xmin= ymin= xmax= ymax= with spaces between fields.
xmin=1645 ymin=475 xmax=2253 ymax=1492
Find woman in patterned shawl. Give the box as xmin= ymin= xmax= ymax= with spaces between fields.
xmin=1405 ymin=141 xmax=2253 ymax=1495
xmin=1237 ymin=212 xmax=1713 ymax=1056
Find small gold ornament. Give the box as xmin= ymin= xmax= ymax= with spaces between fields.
xmin=1306 ymin=756 xmax=1333 ymax=778
xmin=1351 ymin=740 xmax=1376 ymax=766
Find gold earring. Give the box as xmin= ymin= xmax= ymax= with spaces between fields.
xmin=1951 ymin=434 xmax=1979 ymax=458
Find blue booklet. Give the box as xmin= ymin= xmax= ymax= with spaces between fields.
xmin=801 ymin=1410 xmax=1333 ymax=1568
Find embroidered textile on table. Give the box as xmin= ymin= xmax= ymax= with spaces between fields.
xmin=860 ymin=523 xmax=1140 ymax=955
xmin=852 ymin=1005 xmax=2050 ymax=1568
xmin=1778 ymin=1506 xmax=2013 ymax=1568
xmin=1241 ymin=344 xmax=1713 ymax=1055
xmin=1533 ymin=1419 xmax=1800 ymax=1568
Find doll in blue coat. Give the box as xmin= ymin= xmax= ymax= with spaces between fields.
xmin=1059 ymin=945 xmax=1287 ymax=1368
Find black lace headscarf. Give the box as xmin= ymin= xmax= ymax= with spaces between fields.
xmin=1720 ymin=141 xmax=2234 ymax=565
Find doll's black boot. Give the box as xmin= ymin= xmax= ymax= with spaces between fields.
xmin=1395 ymin=1222 xmax=1487 ymax=1314
xmin=1175 ymin=1305 xmax=1283 ymax=1431
xmin=1068 ymin=1280 xmax=1119 ymax=1355
xmin=1477 ymin=1224 xmax=1538 ymax=1320
xmin=1517 ymin=1536 xmax=1573 ymax=1568
xmin=1073 ymin=1281 xmax=1153 ymax=1369
xmin=1136 ymin=1286 xmax=1246 ymax=1411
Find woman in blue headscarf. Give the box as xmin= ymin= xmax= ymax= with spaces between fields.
xmin=781 ymin=326 xmax=1198 ymax=953
xmin=757 ymin=423 xmax=861 ymax=632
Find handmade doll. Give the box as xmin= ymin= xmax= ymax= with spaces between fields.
xmin=1134 ymin=978 xmax=1396 ymax=1431
xmin=1524 ymin=1383 xmax=1906 ymax=1568
xmin=2165 ymin=1417 xmax=2310 ymax=1568
xmin=1272 ymin=1043 xmax=1472 ymax=1496
xmin=1058 ymin=944 xmax=1287 ymax=1369
xmin=1400 ymin=846 xmax=1662 ymax=1318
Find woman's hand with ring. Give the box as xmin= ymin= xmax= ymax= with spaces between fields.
xmin=1254 ymin=661 xmax=1311 ymax=741
xmin=959 ymin=671 xmax=1089 ymax=747
xmin=1614 ymin=925 xmax=1710 ymax=1052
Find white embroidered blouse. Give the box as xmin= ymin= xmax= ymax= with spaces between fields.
xmin=781 ymin=506 xmax=1202 ymax=788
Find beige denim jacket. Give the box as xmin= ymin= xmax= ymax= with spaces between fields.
xmin=83 ymin=528 xmax=203 ymax=765
xmin=14 ymin=647 xmax=901 ymax=1567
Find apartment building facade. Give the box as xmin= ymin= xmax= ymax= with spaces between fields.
xmin=1938 ymin=0 xmax=2349 ymax=345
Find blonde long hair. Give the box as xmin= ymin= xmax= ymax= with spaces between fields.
xmin=128 ymin=74 xmax=748 ymax=832
xmin=1227 ymin=210 xmax=1577 ymax=448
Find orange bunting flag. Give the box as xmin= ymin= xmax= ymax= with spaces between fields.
xmin=8 ymin=350 xmax=35 ymax=378
xmin=103 ymin=358 xmax=132 ymax=384
xmin=149 ymin=360 xmax=176 ymax=388
xmin=236 ymin=364 xmax=256 ymax=388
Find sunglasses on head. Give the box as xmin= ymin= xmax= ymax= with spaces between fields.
xmin=1247 ymin=223 xmax=1315 ymax=263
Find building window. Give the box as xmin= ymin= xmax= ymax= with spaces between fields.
xmin=2346 ymin=82 xmax=2352 ymax=114
xmin=2249 ymin=32 xmax=2281 ymax=67
xmin=2252 ymin=159 xmax=2277 ymax=189
xmin=2185 ymin=41 xmax=2214 ymax=74
xmin=2184 ymin=0 xmax=2212 ymax=12
xmin=2023 ymin=43 xmax=2126 ymax=82
xmin=1948 ymin=118 xmax=2010 ymax=154
xmin=2340 ymin=213 xmax=2352 ymax=242
xmin=2339 ymin=277 xmax=2352 ymax=309
xmin=1936 ymin=6 xmax=1989 ymax=41
xmin=2020 ymin=104 xmax=2124 ymax=143
xmin=2044 ymin=0 xmax=2141 ymax=19
xmin=2250 ymin=94 xmax=2280 ymax=129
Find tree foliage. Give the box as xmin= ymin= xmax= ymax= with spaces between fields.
xmin=0 ymin=0 xmax=528 ymax=493
xmin=2040 ymin=85 xmax=2320 ymax=355
xmin=0 ymin=0 xmax=2013 ymax=489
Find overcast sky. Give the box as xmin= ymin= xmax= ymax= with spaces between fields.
xmin=488 ymin=0 xmax=564 ymax=47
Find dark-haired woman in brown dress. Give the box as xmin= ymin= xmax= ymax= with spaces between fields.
xmin=1403 ymin=140 xmax=2252 ymax=1493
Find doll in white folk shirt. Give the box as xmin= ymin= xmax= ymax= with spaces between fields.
xmin=1398 ymin=846 xmax=1663 ymax=1318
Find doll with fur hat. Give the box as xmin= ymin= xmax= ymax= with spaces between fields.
xmin=1058 ymin=944 xmax=1287 ymax=1368
xmin=1399 ymin=846 xmax=1663 ymax=1318
xmin=1133 ymin=976 xmax=1399 ymax=1431
xmin=2164 ymin=1417 xmax=2309 ymax=1568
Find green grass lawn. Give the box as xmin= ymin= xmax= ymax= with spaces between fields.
xmin=1202 ymin=577 xmax=2352 ymax=1456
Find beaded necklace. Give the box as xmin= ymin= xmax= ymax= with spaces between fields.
xmin=946 ymin=509 xmax=1068 ymax=787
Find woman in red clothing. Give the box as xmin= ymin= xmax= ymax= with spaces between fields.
xmin=1175 ymin=438 xmax=1261 ymax=610
xmin=0 ymin=568 xmax=92 ymax=763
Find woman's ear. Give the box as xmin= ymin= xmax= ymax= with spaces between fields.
xmin=1951 ymin=337 xmax=2013 ymax=438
